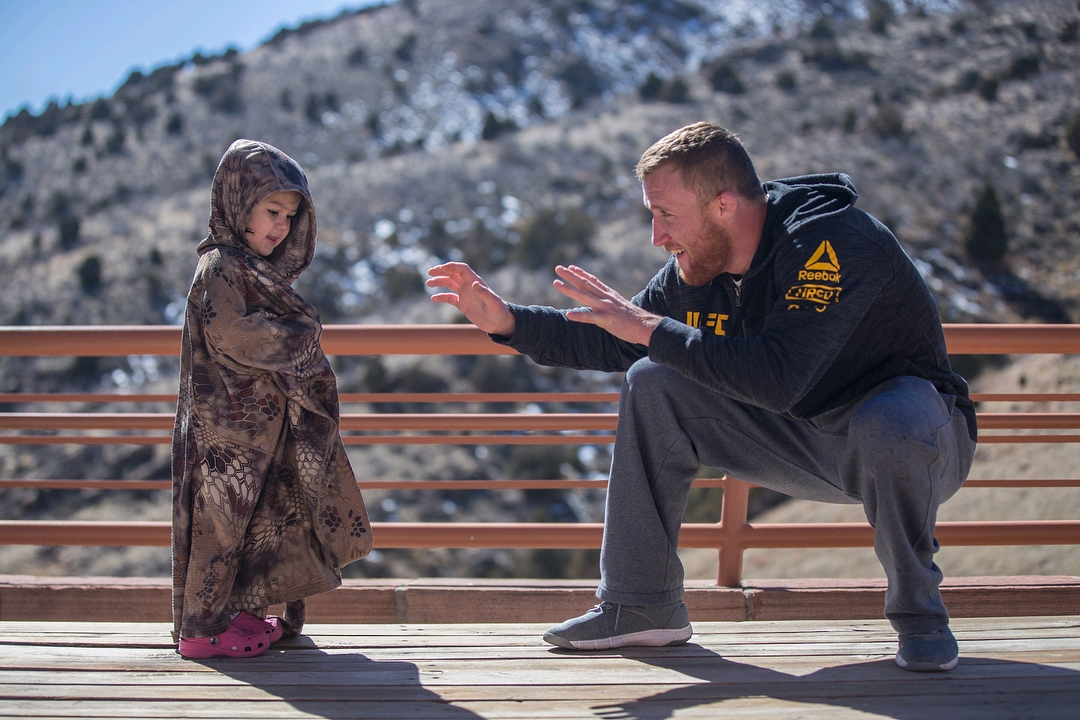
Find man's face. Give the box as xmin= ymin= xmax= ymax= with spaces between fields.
xmin=642 ymin=166 xmax=731 ymax=286
xmin=244 ymin=191 xmax=302 ymax=257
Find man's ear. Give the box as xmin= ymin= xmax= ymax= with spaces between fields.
xmin=712 ymin=190 xmax=738 ymax=221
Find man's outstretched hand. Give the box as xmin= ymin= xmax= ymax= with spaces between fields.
xmin=426 ymin=262 xmax=516 ymax=336
xmin=553 ymin=265 xmax=661 ymax=347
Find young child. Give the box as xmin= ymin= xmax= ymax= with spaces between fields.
xmin=171 ymin=139 xmax=372 ymax=658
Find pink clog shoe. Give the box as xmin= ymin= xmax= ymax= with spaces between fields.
xmin=178 ymin=625 xmax=268 ymax=659
xmin=231 ymin=610 xmax=285 ymax=643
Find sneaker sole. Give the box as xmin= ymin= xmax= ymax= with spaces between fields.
xmin=544 ymin=624 xmax=693 ymax=651
xmin=895 ymin=652 xmax=959 ymax=672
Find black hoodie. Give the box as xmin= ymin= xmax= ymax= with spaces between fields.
xmin=498 ymin=174 xmax=976 ymax=440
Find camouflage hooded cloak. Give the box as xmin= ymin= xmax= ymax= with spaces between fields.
xmin=172 ymin=139 xmax=371 ymax=641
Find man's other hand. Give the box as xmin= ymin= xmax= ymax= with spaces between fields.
xmin=553 ymin=265 xmax=661 ymax=347
xmin=426 ymin=262 xmax=516 ymax=336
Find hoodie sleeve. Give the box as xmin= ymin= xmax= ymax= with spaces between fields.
xmin=491 ymin=271 xmax=671 ymax=372
xmin=648 ymin=222 xmax=894 ymax=414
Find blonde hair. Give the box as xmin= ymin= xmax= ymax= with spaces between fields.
xmin=635 ymin=122 xmax=765 ymax=205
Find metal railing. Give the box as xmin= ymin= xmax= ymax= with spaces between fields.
xmin=1 ymin=323 xmax=1079 ymax=586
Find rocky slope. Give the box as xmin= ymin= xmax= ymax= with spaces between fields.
xmin=1 ymin=0 xmax=1078 ymax=579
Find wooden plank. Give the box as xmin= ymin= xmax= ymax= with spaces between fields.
xmin=2 ymin=616 xmax=1078 ymax=648
xmin=744 ymin=576 xmax=1080 ymax=621
xmin=3 ymin=690 xmax=1080 ymax=720
xmin=4 ymin=576 xmax=1077 ymax=623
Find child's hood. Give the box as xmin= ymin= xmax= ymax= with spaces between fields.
xmin=198 ymin=139 xmax=316 ymax=282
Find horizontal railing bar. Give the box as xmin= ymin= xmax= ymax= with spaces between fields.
xmin=339 ymin=392 xmax=621 ymax=403
xmin=942 ymin=324 xmax=1080 ymax=354
xmin=0 ymin=394 xmax=177 ymax=404
xmin=0 ymin=412 xmax=621 ymax=432
xmin=962 ymin=479 xmax=1080 ymax=488
xmin=0 ymin=434 xmax=616 ymax=446
xmin=2 ymin=519 xmax=1077 ymax=548
xmin=2 ymin=391 xmax=1077 ymax=405
xmin=3 ymin=477 xmax=1075 ymax=491
xmin=0 ymin=325 xmax=515 ymax=357
xmin=972 ymin=393 xmax=1080 ymax=403
xmin=3 ymin=411 xmax=1077 ymax=432
xmin=0 ymin=480 xmax=171 ymax=490
xmin=6 ymin=433 xmax=1080 ymax=446
xmin=975 ymin=435 xmax=1080 ymax=443
xmin=716 ymin=521 xmax=1080 ymax=548
xmin=2 ymin=323 xmax=1079 ymax=357
xmin=0 ymin=392 xmax=622 ymax=404
xmin=976 ymin=413 xmax=1080 ymax=429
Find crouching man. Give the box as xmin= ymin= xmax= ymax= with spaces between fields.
xmin=427 ymin=122 xmax=976 ymax=672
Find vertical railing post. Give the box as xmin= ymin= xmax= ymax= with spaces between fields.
xmin=716 ymin=476 xmax=751 ymax=587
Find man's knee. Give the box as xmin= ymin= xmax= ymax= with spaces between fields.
xmin=624 ymin=358 xmax=671 ymax=389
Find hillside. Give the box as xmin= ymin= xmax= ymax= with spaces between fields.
xmin=0 ymin=0 xmax=1078 ymax=580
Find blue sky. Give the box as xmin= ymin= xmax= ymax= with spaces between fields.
xmin=0 ymin=0 xmax=384 ymax=121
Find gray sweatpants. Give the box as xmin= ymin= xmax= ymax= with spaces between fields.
xmin=597 ymin=359 xmax=976 ymax=635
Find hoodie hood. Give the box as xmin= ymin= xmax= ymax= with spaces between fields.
xmin=197 ymin=139 xmax=316 ymax=283
xmin=764 ymin=173 xmax=858 ymax=240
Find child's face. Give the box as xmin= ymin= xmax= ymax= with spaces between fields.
xmin=244 ymin=191 xmax=303 ymax=257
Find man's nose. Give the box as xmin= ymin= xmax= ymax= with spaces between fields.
xmin=651 ymin=219 xmax=666 ymax=247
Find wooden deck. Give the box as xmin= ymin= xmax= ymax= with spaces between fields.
xmin=2 ymin=616 xmax=1078 ymax=719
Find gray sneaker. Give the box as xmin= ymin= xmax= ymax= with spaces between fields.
xmin=895 ymin=626 xmax=959 ymax=672
xmin=543 ymin=601 xmax=693 ymax=650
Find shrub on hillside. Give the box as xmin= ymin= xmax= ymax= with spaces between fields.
xmin=1061 ymin=19 xmax=1079 ymax=43
xmin=1005 ymin=53 xmax=1041 ymax=81
xmin=1066 ymin=114 xmax=1080 ymax=159
xmin=867 ymin=103 xmax=904 ymax=138
xmin=89 ymin=98 xmax=111 ymax=121
xmin=77 ymin=255 xmax=102 ymax=293
xmin=510 ymin=208 xmax=594 ymax=270
xmin=481 ymin=112 xmax=515 ymax=140
xmin=347 ymin=45 xmax=367 ymax=66
xmin=803 ymin=42 xmax=873 ymax=72
xmin=395 ymin=35 xmax=417 ymax=62
xmin=639 ymin=73 xmax=690 ymax=103
xmin=104 ymin=124 xmax=125 ymax=154
xmin=964 ymin=183 xmax=1008 ymax=263
xmin=165 ymin=114 xmax=183 ymax=136
xmin=59 ymin=216 xmax=80 ymax=250
xmin=639 ymin=72 xmax=663 ymax=100
xmin=558 ymin=60 xmax=603 ymax=108
xmin=193 ymin=66 xmax=244 ymax=114
xmin=868 ymin=0 xmax=896 ymax=34
xmin=705 ymin=60 xmax=746 ymax=94
xmin=661 ymin=77 xmax=690 ymax=103
xmin=3 ymin=156 xmax=23 ymax=183
xmin=381 ymin=264 xmax=425 ymax=301
xmin=776 ymin=69 xmax=798 ymax=91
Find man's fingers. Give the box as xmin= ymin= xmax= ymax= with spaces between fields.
xmin=429 ymin=293 xmax=461 ymax=306
xmin=557 ymin=264 xmax=610 ymax=292
xmin=565 ymin=307 xmax=598 ymax=324
xmin=553 ymin=278 xmax=597 ymax=307
xmin=427 ymin=261 xmax=473 ymax=277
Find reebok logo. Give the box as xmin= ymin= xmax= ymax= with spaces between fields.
xmin=785 ymin=240 xmax=843 ymax=312
xmin=797 ymin=241 xmax=841 ymax=283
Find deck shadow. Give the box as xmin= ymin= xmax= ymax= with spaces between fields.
xmin=583 ymin=644 xmax=1080 ymax=720
xmin=193 ymin=637 xmax=483 ymax=720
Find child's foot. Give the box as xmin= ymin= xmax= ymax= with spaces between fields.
xmin=232 ymin=610 xmax=285 ymax=644
xmin=282 ymin=599 xmax=307 ymax=638
xmin=178 ymin=625 xmax=267 ymax=659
